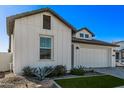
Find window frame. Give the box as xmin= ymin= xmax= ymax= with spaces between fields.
xmin=43 ymin=15 xmax=51 ymax=30
xmin=85 ymin=34 xmax=89 ymax=38
xmin=116 ymin=52 xmax=119 ymax=60
xmin=80 ymin=33 xmax=84 ymax=38
xmin=39 ymin=35 xmax=54 ymax=60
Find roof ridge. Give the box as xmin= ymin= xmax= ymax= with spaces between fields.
xmin=7 ymin=7 xmax=77 ymax=35
xmin=77 ymin=27 xmax=95 ymax=37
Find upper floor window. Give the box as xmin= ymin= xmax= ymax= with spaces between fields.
xmin=43 ymin=15 xmax=51 ymax=30
xmin=85 ymin=34 xmax=89 ymax=38
xmin=40 ymin=36 xmax=53 ymax=59
xmin=80 ymin=33 xmax=84 ymax=38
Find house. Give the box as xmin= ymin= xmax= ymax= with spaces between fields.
xmin=114 ymin=41 xmax=124 ymax=66
xmin=7 ymin=8 xmax=118 ymax=74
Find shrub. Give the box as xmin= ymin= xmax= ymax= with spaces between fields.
xmin=32 ymin=66 xmax=54 ymax=80
xmin=48 ymin=65 xmax=67 ymax=77
xmin=70 ymin=66 xmax=85 ymax=75
xmin=84 ymin=68 xmax=94 ymax=73
xmin=22 ymin=65 xmax=67 ymax=80
xmin=22 ymin=66 xmax=34 ymax=77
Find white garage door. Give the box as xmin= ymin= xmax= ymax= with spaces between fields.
xmin=77 ymin=46 xmax=111 ymax=67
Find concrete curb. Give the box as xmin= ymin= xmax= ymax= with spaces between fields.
xmin=52 ymin=75 xmax=106 ymax=88
xmin=53 ymin=74 xmax=105 ymax=80
xmin=52 ymin=80 xmax=62 ymax=88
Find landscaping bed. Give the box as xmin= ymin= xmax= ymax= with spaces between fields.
xmin=0 ymin=72 xmax=5 ymax=78
xmin=0 ymin=73 xmax=54 ymax=88
xmin=55 ymin=75 xmax=124 ymax=88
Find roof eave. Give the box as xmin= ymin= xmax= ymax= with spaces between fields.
xmin=72 ymin=40 xmax=119 ymax=47
xmin=78 ymin=27 xmax=95 ymax=37
xmin=7 ymin=8 xmax=77 ymax=36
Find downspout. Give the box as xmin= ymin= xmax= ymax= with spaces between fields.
xmin=8 ymin=35 xmax=11 ymax=52
xmin=71 ymin=44 xmax=74 ymax=69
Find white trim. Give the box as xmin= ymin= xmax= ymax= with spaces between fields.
xmin=39 ymin=35 xmax=54 ymax=60
xmin=80 ymin=32 xmax=91 ymax=40
xmin=52 ymin=80 xmax=62 ymax=88
xmin=85 ymin=34 xmax=89 ymax=39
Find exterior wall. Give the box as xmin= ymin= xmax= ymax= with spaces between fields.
xmin=13 ymin=12 xmax=72 ymax=74
xmin=111 ymin=47 xmax=116 ymax=67
xmin=0 ymin=52 xmax=12 ymax=71
xmin=73 ymin=29 xmax=92 ymax=39
xmin=73 ymin=43 xmax=115 ymax=67
xmin=115 ymin=42 xmax=124 ymax=50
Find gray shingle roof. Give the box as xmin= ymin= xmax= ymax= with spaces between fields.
xmin=72 ymin=37 xmax=119 ymax=47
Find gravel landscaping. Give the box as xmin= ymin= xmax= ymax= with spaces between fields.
xmin=0 ymin=72 xmax=55 ymax=88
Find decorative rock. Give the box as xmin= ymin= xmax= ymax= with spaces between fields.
xmin=36 ymin=85 xmax=43 ymax=88
xmin=0 ymin=73 xmax=55 ymax=88
xmin=0 ymin=72 xmax=5 ymax=78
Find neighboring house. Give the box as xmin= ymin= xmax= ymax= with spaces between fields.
xmin=6 ymin=8 xmax=118 ymax=74
xmin=114 ymin=41 xmax=124 ymax=66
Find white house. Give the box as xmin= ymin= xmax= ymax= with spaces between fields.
xmin=114 ymin=41 xmax=124 ymax=66
xmin=7 ymin=8 xmax=118 ymax=74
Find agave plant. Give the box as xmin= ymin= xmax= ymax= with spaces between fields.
xmin=22 ymin=66 xmax=34 ymax=77
xmin=33 ymin=66 xmax=54 ymax=80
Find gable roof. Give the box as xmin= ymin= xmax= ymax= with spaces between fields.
xmin=72 ymin=37 xmax=119 ymax=47
xmin=7 ymin=8 xmax=77 ymax=36
xmin=78 ymin=27 xmax=95 ymax=37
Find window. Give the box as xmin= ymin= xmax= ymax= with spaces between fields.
xmin=116 ymin=52 xmax=119 ymax=59
xmin=40 ymin=36 xmax=53 ymax=59
xmin=43 ymin=15 xmax=51 ymax=29
xmin=85 ymin=34 xmax=89 ymax=38
xmin=121 ymin=51 xmax=124 ymax=59
xmin=121 ymin=51 xmax=124 ymax=62
xmin=80 ymin=33 xmax=84 ymax=38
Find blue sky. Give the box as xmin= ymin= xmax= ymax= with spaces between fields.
xmin=0 ymin=5 xmax=124 ymax=52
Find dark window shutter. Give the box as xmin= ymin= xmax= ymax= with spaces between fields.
xmin=43 ymin=15 xmax=51 ymax=29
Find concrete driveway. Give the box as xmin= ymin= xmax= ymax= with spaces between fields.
xmin=94 ymin=67 xmax=124 ymax=79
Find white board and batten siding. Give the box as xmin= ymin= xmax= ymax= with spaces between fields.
xmin=0 ymin=52 xmax=12 ymax=71
xmin=73 ymin=43 xmax=115 ymax=68
xmin=13 ymin=12 xmax=72 ymax=74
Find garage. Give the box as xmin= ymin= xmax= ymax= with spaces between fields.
xmin=73 ymin=44 xmax=112 ymax=68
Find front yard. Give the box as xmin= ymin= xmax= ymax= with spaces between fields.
xmin=55 ymin=75 xmax=124 ymax=88
xmin=1 ymin=72 xmax=124 ymax=88
xmin=1 ymin=66 xmax=124 ymax=88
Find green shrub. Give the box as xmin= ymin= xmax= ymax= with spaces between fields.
xmin=22 ymin=66 xmax=34 ymax=77
xmin=48 ymin=65 xmax=67 ymax=77
xmin=70 ymin=66 xmax=85 ymax=75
